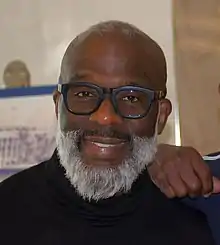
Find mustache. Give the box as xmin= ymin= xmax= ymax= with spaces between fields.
xmin=81 ymin=128 xmax=131 ymax=141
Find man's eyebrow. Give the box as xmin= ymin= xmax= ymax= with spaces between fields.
xmin=65 ymin=72 xmax=154 ymax=88
xmin=127 ymin=81 xmax=145 ymax=87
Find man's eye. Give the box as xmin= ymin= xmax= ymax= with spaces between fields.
xmin=122 ymin=96 xmax=139 ymax=103
xmin=75 ymin=91 xmax=94 ymax=97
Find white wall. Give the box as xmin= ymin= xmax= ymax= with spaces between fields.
xmin=0 ymin=0 xmax=176 ymax=86
xmin=0 ymin=0 xmax=179 ymax=180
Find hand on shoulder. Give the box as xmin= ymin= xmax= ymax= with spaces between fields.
xmin=148 ymin=144 xmax=220 ymax=198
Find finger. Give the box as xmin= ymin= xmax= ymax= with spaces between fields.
xmin=177 ymin=159 xmax=202 ymax=197
xmin=213 ymin=176 xmax=220 ymax=194
xmin=152 ymin=172 xmax=176 ymax=198
xmin=162 ymin=186 xmax=176 ymax=198
xmin=191 ymin=154 xmax=213 ymax=195
xmin=164 ymin=167 xmax=188 ymax=198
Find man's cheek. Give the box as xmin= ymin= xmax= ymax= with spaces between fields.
xmin=127 ymin=119 xmax=156 ymax=138
xmin=62 ymin=113 xmax=90 ymax=132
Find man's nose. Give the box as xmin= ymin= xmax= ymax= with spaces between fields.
xmin=89 ymin=99 xmax=123 ymax=125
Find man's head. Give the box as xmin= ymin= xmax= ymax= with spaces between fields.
xmin=3 ymin=60 xmax=31 ymax=88
xmin=54 ymin=20 xmax=172 ymax=201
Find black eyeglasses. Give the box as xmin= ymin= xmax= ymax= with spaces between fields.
xmin=58 ymin=82 xmax=165 ymax=119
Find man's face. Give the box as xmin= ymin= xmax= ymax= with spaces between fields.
xmin=54 ymin=33 xmax=171 ymax=200
xmin=3 ymin=61 xmax=30 ymax=88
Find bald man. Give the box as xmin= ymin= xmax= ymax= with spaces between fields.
xmin=0 ymin=21 xmax=215 ymax=245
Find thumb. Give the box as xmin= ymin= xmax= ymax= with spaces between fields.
xmin=213 ymin=176 xmax=220 ymax=194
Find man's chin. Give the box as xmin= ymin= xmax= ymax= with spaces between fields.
xmin=81 ymin=154 xmax=125 ymax=168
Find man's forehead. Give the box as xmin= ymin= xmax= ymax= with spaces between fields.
xmin=65 ymin=39 xmax=153 ymax=75
xmin=69 ymin=33 xmax=145 ymax=61
xmin=70 ymin=56 xmax=147 ymax=78
xmin=61 ymin=27 xmax=167 ymax=90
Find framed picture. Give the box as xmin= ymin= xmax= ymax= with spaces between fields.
xmin=0 ymin=85 xmax=56 ymax=175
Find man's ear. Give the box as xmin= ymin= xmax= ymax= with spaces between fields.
xmin=157 ymin=99 xmax=172 ymax=135
xmin=53 ymin=89 xmax=61 ymax=120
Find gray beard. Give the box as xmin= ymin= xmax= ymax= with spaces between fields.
xmin=56 ymin=125 xmax=157 ymax=201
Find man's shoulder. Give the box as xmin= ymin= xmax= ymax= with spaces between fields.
xmin=0 ymin=159 xmax=49 ymax=198
xmin=0 ymin=158 xmax=55 ymax=236
xmin=203 ymin=151 xmax=220 ymax=161
xmin=203 ymin=151 xmax=220 ymax=177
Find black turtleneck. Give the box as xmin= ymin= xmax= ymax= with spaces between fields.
xmin=0 ymin=151 xmax=215 ymax=245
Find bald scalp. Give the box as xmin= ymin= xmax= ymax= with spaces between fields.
xmin=60 ymin=20 xmax=167 ymax=93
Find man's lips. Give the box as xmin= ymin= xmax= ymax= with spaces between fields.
xmin=91 ymin=142 xmax=121 ymax=148
xmin=83 ymin=135 xmax=128 ymax=145
xmin=80 ymin=135 xmax=130 ymax=166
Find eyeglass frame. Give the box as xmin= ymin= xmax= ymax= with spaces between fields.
xmin=57 ymin=82 xmax=166 ymax=119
